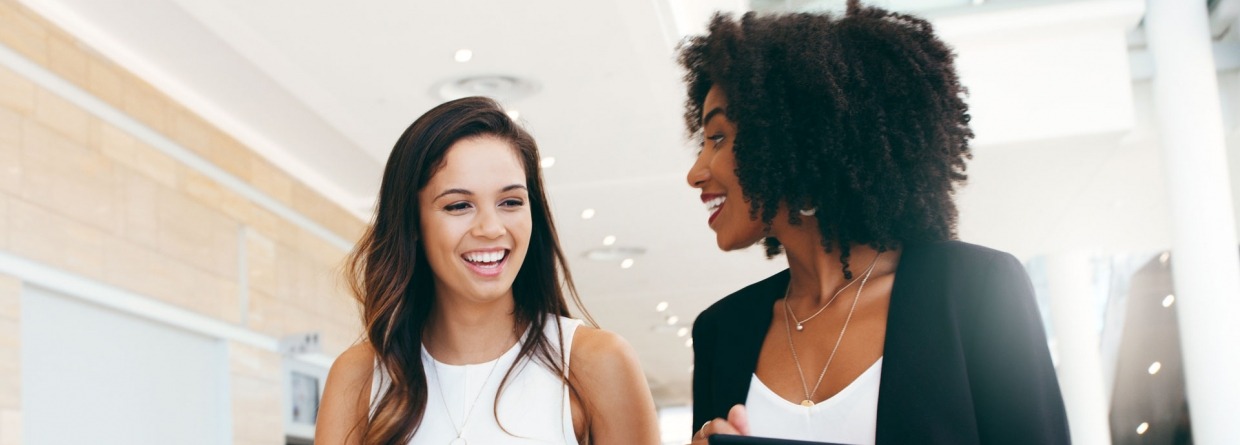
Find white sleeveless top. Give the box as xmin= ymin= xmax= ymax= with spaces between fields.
xmin=370 ymin=316 xmax=582 ymax=444
xmin=745 ymin=357 xmax=883 ymax=445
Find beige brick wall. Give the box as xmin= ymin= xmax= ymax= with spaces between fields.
xmin=0 ymin=0 xmax=367 ymax=441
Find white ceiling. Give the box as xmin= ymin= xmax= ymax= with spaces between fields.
xmin=18 ymin=0 xmax=1240 ymax=405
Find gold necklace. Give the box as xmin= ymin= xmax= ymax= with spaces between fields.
xmin=782 ymin=253 xmax=881 ymax=407
xmin=784 ymin=268 xmax=866 ymax=332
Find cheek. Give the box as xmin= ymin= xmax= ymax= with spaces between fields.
xmin=507 ymin=211 xmax=534 ymax=246
xmin=420 ymin=216 xmax=461 ymax=261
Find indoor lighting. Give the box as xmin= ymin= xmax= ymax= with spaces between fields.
xmin=581 ymin=208 xmax=596 ymax=219
xmin=620 ymin=258 xmax=634 ymax=269
xmin=685 ymin=338 xmax=693 ymax=347
xmin=1148 ymin=361 xmax=1162 ymax=375
xmin=656 ymin=301 xmax=669 ymax=312
xmin=1136 ymin=422 xmax=1149 ymax=435
xmin=1162 ymin=294 xmax=1175 ymax=308
xmin=667 ymin=315 xmax=680 ymax=325
xmin=677 ymin=327 xmax=689 ymax=337
xmin=602 ymin=235 xmax=616 ymax=246
xmin=506 ymin=109 xmax=520 ymax=120
xmin=539 ymin=156 xmax=555 ymax=168
xmin=1159 ymin=252 xmax=1170 ymax=264
xmin=454 ymin=49 xmax=473 ymax=62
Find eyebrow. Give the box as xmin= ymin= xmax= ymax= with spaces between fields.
xmin=702 ymin=107 xmax=726 ymax=126
xmin=433 ymin=184 xmax=527 ymax=201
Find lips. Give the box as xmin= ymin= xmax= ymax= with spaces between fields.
xmin=701 ymin=194 xmax=727 ymax=225
xmin=460 ymin=248 xmax=510 ymax=277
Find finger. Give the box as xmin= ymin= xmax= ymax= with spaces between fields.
xmin=708 ymin=417 xmax=740 ymax=436
xmin=727 ymin=404 xmax=750 ymax=436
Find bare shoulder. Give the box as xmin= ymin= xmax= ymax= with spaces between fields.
xmin=317 ymin=342 xmax=377 ymax=445
xmin=571 ymin=325 xmax=639 ymax=368
xmin=330 ymin=342 xmax=377 ymax=382
xmin=569 ymin=326 xmax=659 ymax=444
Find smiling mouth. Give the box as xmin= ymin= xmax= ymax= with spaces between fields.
xmin=461 ymin=249 xmax=510 ymax=277
xmin=705 ymin=196 xmax=727 ymax=224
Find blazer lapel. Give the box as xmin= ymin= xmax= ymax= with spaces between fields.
xmin=712 ymin=269 xmax=789 ymax=415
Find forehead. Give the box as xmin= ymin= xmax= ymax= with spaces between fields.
xmin=426 ymin=136 xmax=526 ymax=190
xmin=703 ymin=85 xmax=729 ymax=117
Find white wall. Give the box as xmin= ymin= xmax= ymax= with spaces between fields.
xmin=20 ymin=286 xmax=230 ymax=445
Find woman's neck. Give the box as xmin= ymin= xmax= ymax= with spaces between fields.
xmin=773 ymin=222 xmax=899 ymax=306
xmin=423 ymin=289 xmax=520 ymax=365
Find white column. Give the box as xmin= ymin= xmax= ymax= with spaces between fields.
xmin=1045 ymin=253 xmax=1111 ymax=445
xmin=1146 ymin=1 xmax=1240 ymax=444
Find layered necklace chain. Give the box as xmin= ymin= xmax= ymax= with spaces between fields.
xmin=782 ymin=253 xmax=881 ymax=407
xmin=427 ymin=349 xmax=503 ymax=445
xmin=785 ymin=267 xmax=864 ymax=332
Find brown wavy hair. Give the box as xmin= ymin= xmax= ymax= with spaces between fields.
xmin=345 ymin=96 xmax=593 ymax=444
xmin=678 ymin=0 xmax=973 ymax=278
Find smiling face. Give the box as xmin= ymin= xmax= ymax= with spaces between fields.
xmin=686 ymin=86 xmax=768 ymax=251
xmin=418 ymin=135 xmax=532 ymax=304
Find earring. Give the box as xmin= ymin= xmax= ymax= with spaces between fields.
xmin=799 ymin=207 xmax=817 ymax=216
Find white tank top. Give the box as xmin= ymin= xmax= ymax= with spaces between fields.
xmin=744 ymin=357 xmax=883 ymax=445
xmin=370 ymin=316 xmax=582 ymax=444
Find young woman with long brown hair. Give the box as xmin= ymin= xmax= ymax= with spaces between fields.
xmin=316 ymin=96 xmax=659 ymax=444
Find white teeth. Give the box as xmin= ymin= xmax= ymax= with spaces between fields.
xmin=464 ymin=250 xmax=505 ymax=263
xmin=704 ymin=196 xmax=727 ymax=212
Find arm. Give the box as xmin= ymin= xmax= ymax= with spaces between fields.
xmin=316 ymin=342 xmax=377 ymax=445
xmin=571 ymin=327 xmax=660 ymax=445
xmin=965 ymin=252 xmax=1071 ymax=444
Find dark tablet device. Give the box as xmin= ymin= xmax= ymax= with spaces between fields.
xmin=709 ymin=434 xmax=848 ymax=445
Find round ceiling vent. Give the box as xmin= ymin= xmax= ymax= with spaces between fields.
xmin=434 ymin=75 xmax=540 ymax=102
xmin=582 ymin=246 xmax=647 ymax=261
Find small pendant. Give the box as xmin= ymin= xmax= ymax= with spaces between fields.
xmin=800 ymin=400 xmax=814 ymax=407
xmin=450 ymin=438 xmax=467 ymax=445
xmin=796 ymin=323 xmax=804 ymax=332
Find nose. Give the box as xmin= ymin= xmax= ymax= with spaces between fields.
xmin=471 ymin=206 xmax=506 ymax=239
xmin=686 ymin=150 xmax=710 ymax=189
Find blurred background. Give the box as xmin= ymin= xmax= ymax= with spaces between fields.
xmin=0 ymin=0 xmax=1237 ymax=444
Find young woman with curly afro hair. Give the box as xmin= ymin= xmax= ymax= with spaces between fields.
xmin=683 ymin=2 xmax=1069 ymax=444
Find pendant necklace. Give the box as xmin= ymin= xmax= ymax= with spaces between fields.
xmin=783 ymin=253 xmax=881 ymax=407
xmin=428 ymin=349 xmax=502 ymax=445
xmin=784 ymin=266 xmax=865 ymax=332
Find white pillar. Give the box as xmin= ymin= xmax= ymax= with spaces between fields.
xmin=1045 ymin=253 xmax=1112 ymax=445
xmin=1146 ymin=1 xmax=1240 ymax=444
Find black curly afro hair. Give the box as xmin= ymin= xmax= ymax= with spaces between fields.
xmin=677 ymin=0 xmax=973 ymax=279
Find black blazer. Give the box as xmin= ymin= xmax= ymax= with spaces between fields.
xmin=691 ymin=240 xmax=1070 ymax=444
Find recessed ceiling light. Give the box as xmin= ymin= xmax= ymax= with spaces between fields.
xmin=656 ymin=301 xmax=669 ymax=312
xmin=539 ymin=156 xmax=555 ymax=168
xmin=677 ymin=327 xmax=689 ymax=337
xmin=667 ymin=315 xmax=680 ymax=325
xmin=454 ymin=49 xmax=473 ymax=62
xmin=1148 ymin=361 xmax=1162 ymax=375
xmin=1162 ymin=294 xmax=1175 ymax=308
xmin=506 ymin=109 xmax=520 ymax=120
xmin=689 ymin=365 xmax=694 ymax=372
xmin=1136 ymin=422 xmax=1149 ymax=435
xmin=620 ymin=258 xmax=634 ymax=269
xmin=602 ymin=235 xmax=616 ymax=246
xmin=1159 ymin=252 xmax=1170 ymax=264
xmin=685 ymin=338 xmax=694 ymax=347
xmin=581 ymin=208 xmax=596 ymax=219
